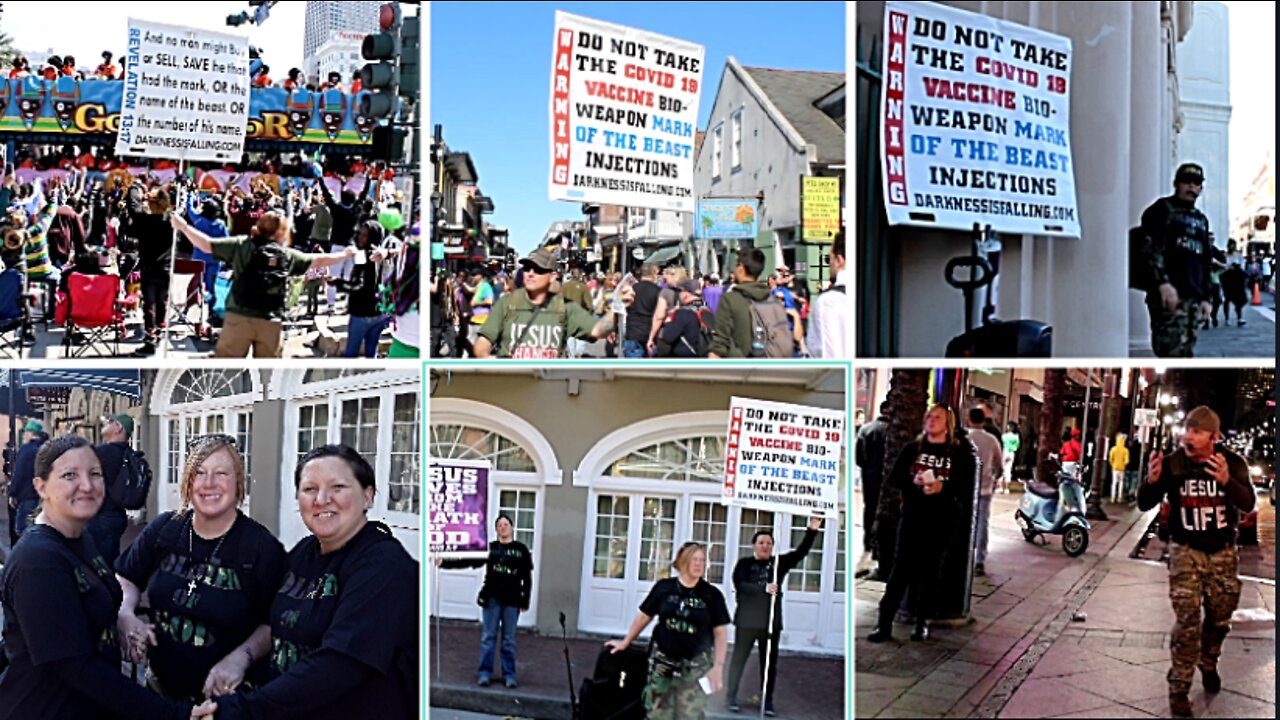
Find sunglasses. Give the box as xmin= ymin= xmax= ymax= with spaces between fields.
xmin=187 ymin=434 xmax=238 ymax=452
xmin=527 ymin=266 xmax=556 ymax=275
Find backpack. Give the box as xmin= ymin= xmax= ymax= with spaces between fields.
xmin=233 ymin=237 xmax=291 ymax=312
xmin=655 ymin=306 xmax=715 ymax=357
xmin=109 ymin=447 xmax=153 ymax=511
xmin=747 ymin=298 xmax=794 ymax=358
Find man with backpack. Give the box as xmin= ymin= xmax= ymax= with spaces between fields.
xmin=474 ymin=248 xmax=628 ymax=359
xmin=89 ymin=413 xmax=148 ymax=567
xmin=709 ymin=248 xmax=794 ymax=359
xmin=170 ymin=210 xmax=355 ymax=358
xmin=1137 ymin=163 xmax=1214 ymax=357
xmin=654 ymin=279 xmax=714 ymax=357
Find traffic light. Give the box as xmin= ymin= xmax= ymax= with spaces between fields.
xmin=371 ymin=125 xmax=408 ymax=163
xmin=361 ymin=3 xmax=401 ymax=119
xmin=398 ymin=13 xmax=420 ymax=99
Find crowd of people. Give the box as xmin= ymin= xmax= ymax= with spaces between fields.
xmin=429 ymin=233 xmax=847 ymax=360
xmin=434 ymin=514 xmax=825 ymax=718
xmin=0 ymin=144 xmax=420 ymax=358
xmin=1 ymin=419 xmax=419 ymax=720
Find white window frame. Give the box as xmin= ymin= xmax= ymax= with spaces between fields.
xmin=730 ymin=108 xmax=743 ymax=172
xmin=711 ymin=123 xmax=724 ymax=182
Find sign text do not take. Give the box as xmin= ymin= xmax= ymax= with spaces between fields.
xmin=724 ymin=398 xmax=845 ymax=519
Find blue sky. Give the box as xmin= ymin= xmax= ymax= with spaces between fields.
xmin=431 ymin=1 xmax=845 ymax=254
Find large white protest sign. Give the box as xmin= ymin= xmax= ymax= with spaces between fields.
xmin=723 ymin=397 xmax=844 ymax=519
xmin=549 ymin=11 xmax=704 ymax=212
xmin=880 ymin=1 xmax=1080 ymax=237
xmin=117 ymin=19 xmax=250 ymax=162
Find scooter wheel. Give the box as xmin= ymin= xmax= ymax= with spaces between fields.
xmin=1063 ymin=526 xmax=1089 ymax=557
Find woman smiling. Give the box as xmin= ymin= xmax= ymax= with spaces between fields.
xmin=0 ymin=435 xmax=214 ymax=720
xmin=211 ymin=444 xmax=418 ymax=720
xmin=115 ymin=435 xmax=287 ymax=704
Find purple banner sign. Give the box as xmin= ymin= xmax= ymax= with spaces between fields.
xmin=428 ymin=459 xmax=489 ymax=557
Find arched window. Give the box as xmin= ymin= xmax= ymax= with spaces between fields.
xmin=171 ymin=370 xmax=255 ymax=405
xmin=605 ymin=435 xmax=725 ymax=483
xmin=430 ymin=424 xmax=536 ymax=473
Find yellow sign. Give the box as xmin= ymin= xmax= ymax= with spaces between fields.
xmin=802 ymin=176 xmax=841 ymax=243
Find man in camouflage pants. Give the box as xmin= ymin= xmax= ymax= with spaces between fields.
xmin=1137 ymin=407 xmax=1255 ymax=717
xmin=1138 ymin=163 xmax=1215 ymax=357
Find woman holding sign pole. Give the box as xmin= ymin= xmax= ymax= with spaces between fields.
xmin=868 ymin=405 xmax=977 ymax=644
xmin=435 ymin=514 xmax=534 ymax=688
xmin=606 ymin=542 xmax=731 ymax=720
xmin=725 ymin=515 xmax=823 ymax=716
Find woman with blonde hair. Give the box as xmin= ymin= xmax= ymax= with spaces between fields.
xmin=606 ymin=541 xmax=730 ymax=720
xmin=868 ymin=404 xmax=978 ymax=643
xmin=115 ymin=435 xmax=287 ymax=703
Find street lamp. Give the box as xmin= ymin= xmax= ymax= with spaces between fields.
xmin=1160 ymin=393 xmax=1171 ymax=406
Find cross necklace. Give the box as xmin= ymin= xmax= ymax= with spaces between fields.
xmin=184 ymin=514 xmax=234 ymax=602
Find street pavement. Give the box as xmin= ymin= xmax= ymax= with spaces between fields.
xmin=853 ymin=490 xmax=1276 ymax=718
xmin=429 ymin=620 xmax=847 ymax=719
xmin=1132 ymin=299 xmax=1276 ymax=358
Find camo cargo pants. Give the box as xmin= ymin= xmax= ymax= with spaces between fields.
xmin=1147 ymin=297 xmax=1199 ymax=358
xmin=1167 ymin=543 xmax=1242 ymax=693
xmin=644 ymin=649 xmax=714 ymax=720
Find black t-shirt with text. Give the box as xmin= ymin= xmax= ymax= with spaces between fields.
xmin=441 ymin=539 xmax=533 ymax=609
xmin=0 ymin=526 xmax=123 ymax=719
xmin=115 ymin=511 xmax=287 ymax=700
xmin=218 ymin=522 xmax=417 ymax=720
xmin=640 ymin=577 xmax=730 ymax=661
xmin=626 ymin=281 xmax=661 ymax=344
xmin=1137 ymin=448 xmax=1255 ymax=552
xmin=888 ymin=440 xmax=977 ymax=523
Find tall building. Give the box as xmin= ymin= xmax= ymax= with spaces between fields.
xmin=303 ymin=0 xmax=381 ymax=80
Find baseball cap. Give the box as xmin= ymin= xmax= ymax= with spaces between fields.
xmin=22 ymin=420 xmax=43 ymax=434
xmin=1184 ymin=406 xmax=1220 ymax=435
xmin=676 ymin=278 xmax=701 ymax=296
xmin=103 ymin=413 xmax=134 ymax=437
xmin=1175 ymin=162 xmax=1205 ymax=184
xmin=519 ymin=248 xmax=557 ymax=273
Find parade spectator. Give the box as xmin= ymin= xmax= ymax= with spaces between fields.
xmin=436 ymin=515 xmax=534 ymax=688
xmin=708 ymin=249 xmax=789 ymax=358
xmin=606 ymin=543 xmax=730 ymax=720
xmin=1138 ymin=408 xmax=1253 ymax=718
xmin=115 ymin=435 xmax=286 ymax=704
xmin=0 ymin=435 xmax=215 ymax=720
xmin=649 ymin=265 xmax=688 ymax=354
xmin=169 ymin=211 xmax=355 ymax=358
xmin=126 ymin=185 xmax=175 ymax=357
xmin=624 ymin=263 xmax=661 ymax=358
xmin=654 ymin=278 xmax=712 ymax=358
xmin=86 ymin=414 xmax=137 ymax=568
xmin=868 ymin=405 xmax=978 ymax=643
xmin=965 ymin=408 xmax=1002 ymax=577
xmin=210 ymin=445 xmax=418 ymax=720
xmin=702 ymin=273 xmax=724 ymax=316
xmin=725 ymin=516 xmax=822 ymax=716
xmin=334 ymin=219 xmax=388 ymax=358
xmin=807 ymin=231 xmax=847 ymax=358
xmin=186 ymin=197 xmax=228 ymax=298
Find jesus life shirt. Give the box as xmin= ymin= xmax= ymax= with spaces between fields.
xmin=114 ymin=511 xmax=287 ymax=700
xmin=1138 ymin=448 xmax=1255 ymax=552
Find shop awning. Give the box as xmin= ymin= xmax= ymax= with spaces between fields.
xmin=18 ymin=369 xmax=142 ymax=400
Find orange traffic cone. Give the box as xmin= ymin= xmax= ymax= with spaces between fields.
xmin=1252 ymin=283 xmax=1263 ymax=306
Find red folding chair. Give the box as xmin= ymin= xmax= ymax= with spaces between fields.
xmin=62 ymin=272 xmax=126 ymax=357
xmin=168 ymin=258 xmax=211 ymax=340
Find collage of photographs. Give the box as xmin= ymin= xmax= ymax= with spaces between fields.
xmin=0 ymin=2 xmax=1270 ymax=720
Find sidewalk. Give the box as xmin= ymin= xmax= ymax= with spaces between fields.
xmin=853 ymin=492 xmax=1276 ymax=718
xmin=1131 ymin=300 xmax=1276 ymax=358
xmin=429 ymin=620 xmax=846 ymax=720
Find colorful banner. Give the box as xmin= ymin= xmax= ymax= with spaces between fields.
xmin=801 ymin=176 xmax=841 ymax=243
xmin=879 ymin=1 xmax=1080 ymax=236
xmin=0 ymin=78 xmax=375 ymax=147
xmin=695 ymin=199 xmax=759 ymax=240
xmin=116 ymin=19 xmax=251 ymax=162
xmin=14 ymin=167 xmax=382 ymax=199
xmin=723 ymin=397 xmax=844 ymax=519
xmin=548 ymin=11 xmax=705 ymax=212
xmin=428 ymin=459 xmax=490 ymax=557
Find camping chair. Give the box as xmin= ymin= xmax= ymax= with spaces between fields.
xmin=167 ymin=258 xmax=210 ymax=341
xmin=62 ymin=272 xmax=126 ymax=358
xmin=0 ymin=268 xmax=29 ymax=358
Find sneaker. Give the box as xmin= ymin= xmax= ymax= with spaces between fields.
xmin=727 ymin=699 xmax=741 ymax=713
xmin=764 ymin=706 xmax=777 ymax=718
xmin=911 ymin=622 xmax=930 ymax=642
xmin=1238 ymin=320 xmax=1247 ymax=327
xmin=867 ymin=626 xmax=892 ymax=643
xmin=1169 ymin=691 xmax=1192 ymax=717
xmin=477 ymin=675 xmax=491 ymax=687
xmin=974 ymin=564 xmax=986 ymax=577
xmin=505 ymin=678 xmax=518 ymax=689
xmin=133 ymin=341 xmax=156 ymax=357
xmin=1201 ymin=668 xmax=1221 ymax=693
